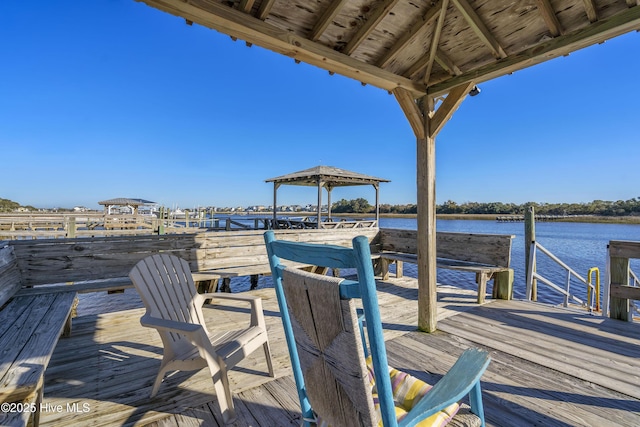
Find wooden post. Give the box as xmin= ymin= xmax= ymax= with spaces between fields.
xmin=493 ymin=269 xmax=514 ymax=300
xmin=273 ymin=183 xmax=279 ymax=229
xmin=327 ymin=186 xmax=332 ymax=221
xmin=525 ymin=206 xmax=537 ymax=301
xmin=158 ymin=207 xmax=165 ymax=235
xmin=609 ymin=256 xmax=630 ymax=321
xmin=66 ymin=217 xmax=76 ymax=238
xmin=316 ymin=179 xmax=323 ymax=228
xmin=417 ymin=96 xmax=438 ymax=333
xmin=374 ymin=183 xmax=380 ymax=225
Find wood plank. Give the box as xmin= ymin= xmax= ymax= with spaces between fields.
xmin=609 ymin=240 xmax=640 ymax=259
xmin=137 ymin=0 xmax=426 ymax=96
xmin=534 ymin=0 xmax=563 ymax=36
xmin=437 ymin=301 xmax=640 ymax=400
xmin=377 ymin=1 xmax=442 ymax=69
xmin=388 ymin=329 xmax=640 ymax=426
xmin=0 ymin=292 xmax=76 ymax=402
xmin=450 ymin=0 xmax=507 ymax=59
xmin=428 ymin=6 xmax=640 ymax=96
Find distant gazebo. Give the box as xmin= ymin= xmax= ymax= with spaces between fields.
xmin=98 ymin=198 xmax=156 ymax=215
xmin=266 ymin=166 xmax=389 ymax=229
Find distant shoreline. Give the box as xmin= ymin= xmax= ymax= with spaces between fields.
xmin=331 ymin=212 xmax=640 ymax=224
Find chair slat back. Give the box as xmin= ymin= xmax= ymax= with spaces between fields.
xmin=265 ymin=230 xmax=398 ymax=427
xmin=129 ymin=254 xmax=207 ymax=337
xmin=281 ymin=267 xmax=377 ymax=427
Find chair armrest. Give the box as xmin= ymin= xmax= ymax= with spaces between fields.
xmin=399 ymin=348 xmax=490 ymax=427
xmin=199 ymin=293 xmax=266 ymax=329
xmin=200 ymin=293 xmax=260 ymax=303
xmin=140 ymin=314 xmax=202 ymax=335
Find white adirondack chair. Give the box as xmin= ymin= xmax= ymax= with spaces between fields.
xmin=129 ymin=253 xmax=275 ymax=424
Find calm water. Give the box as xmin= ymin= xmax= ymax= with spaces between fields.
xmin=78 ymin=218 xmax=640 ymax=315
xmin=379 ymin=218 xmax=640 ymax=305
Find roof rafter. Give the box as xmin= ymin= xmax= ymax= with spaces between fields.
xmin=393 ymin=88 xmax=425 ymax=139
xmin=376 ymin=0 xmax=443 ymax=69
xmin=582 ymin=0 xmax=599 ymax=22
xmin=534 ymin=0 xmax=563 ymax=36
xmin=343 ymin=0 xmax=401 ymax=56
xmin=423 ymin=0 xmax=449 ymax=85
xmin=309 ymin=0 xmax=349 ymax=41
xmin=451 ymin=0 xmax=507 ymax=59
xmin=138 ymin=0 xmax=427 ymax=96
xmin=238 ymin=0 xmax=255 ymax=14
xmin=427 ymin=5 xmax=640 ymax=96
xmin=434 ymin=49 xmax=462 ymax=76
xmin=257 ymin=0 xmax=276 ymax=20
xmin=429 ymin=81 xmax=474 ymax=138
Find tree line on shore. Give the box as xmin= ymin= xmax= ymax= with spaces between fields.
xmin=332 ymin=197 xmax=640 ymax=217
xmin=4 ymin=196 xmax=640 ymax=217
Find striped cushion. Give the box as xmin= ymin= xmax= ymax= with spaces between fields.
xmin=366 ymin=356 xmax=459 ymax=427
xmin=314 ymin=357 xmax=459 ymax=427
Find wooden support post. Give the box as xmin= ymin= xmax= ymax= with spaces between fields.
xmin=493 ymin=269 xmax=514 ymax=300
xmin=609 ymin=256 xmax=631 ymax=321
xmin=525 ymin=206 xmax=537 ymax=300
xmin=273 ymin=183 xmax=279 ymax=228
xmin=66 ymin=217 xmax=76 ymax=238
xmin=374 ymin=183 xmax=380 ymax=224
xmin=395 ymin=83 xmax=472 ymax=333
xmin=317 ymin=179 xmax=323 ymax=228
xmin=250 ymin=275 xmax=259 ymax=290
xmin=417 ymin=96 xmax=438 ymax=333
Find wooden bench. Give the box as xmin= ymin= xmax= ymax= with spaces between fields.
xmin=7 ymin=229 xmax=381 ymax=295
xmin=0 ymin=244 xmax=77 ymax=427
xmin=191 ymin=228 xmax=380 ymax=292
xmin=376 ymin=228 xmax=515 ymax=304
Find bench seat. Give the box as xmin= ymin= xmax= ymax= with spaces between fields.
xmin=377 ymin=229 xmax=515 ymax=304
xmin=0 ymin=291 xmax=77 ymax=427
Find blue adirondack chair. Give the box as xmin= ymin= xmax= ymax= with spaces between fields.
xmin=264 ymin=230 xmax=491 ymax=427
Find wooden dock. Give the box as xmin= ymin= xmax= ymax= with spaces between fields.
xmin=38 ymin=276 xmax=640 ymax=427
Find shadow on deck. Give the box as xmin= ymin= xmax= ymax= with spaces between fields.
xmin=40 ymin=277 xmax=640 ymax=427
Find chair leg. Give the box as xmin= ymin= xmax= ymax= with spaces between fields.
xmin=150 ymin=363 xmax=172 ymax=398
xmin=469 ymin=381 xmax=486 ymax=427
xmin=263 ymin=341 xmax=275 ymax=377
xmin=206 ymin=355 xmax=236 ymax=424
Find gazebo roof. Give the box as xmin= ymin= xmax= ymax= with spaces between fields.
xmin=266 ymin=166 xmax=390 ymax=187
xmin=98 ymin=198 xmax=156 ymax=206
xmin=137 ymin=0 xmax=639 ymax=102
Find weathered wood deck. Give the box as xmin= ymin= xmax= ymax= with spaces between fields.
xmin=39 ymin=276 xmax=640 ymax=427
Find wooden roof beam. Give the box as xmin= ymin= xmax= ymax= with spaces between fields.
xmin=393 ymin=88 xmax=425 ymax=139
xmin=429 ymin=81 xmax=474 ymax=138
xmin=343 ymin=0 xmax=401 ymax=56
xmin=238 ymin=0 xmax=255 ymax=14
xmin=451 ymin=0 xmax=507 ymax=59
xmin=423 ymin=0 xmax=449 ymax=85
xmin=376 ymin=0 xmax=443 ymax=69
xmin=404 ymin=48 xmax=460 ymax=79
xmin=435 ymin=49 xmax=462 ymax=76
xmin=137 ymin=0 xmax=426 ymax=96
xmin=534 ymin=0 xmax=563 ymax=36
xmin=309 ymin=0 xmax=349 ymax=41
xmin=257 ymin=0 xmax=277 ymax=20
xmin=427 ymin=5 xmax=640 ymax=96
xmin=582 ymin=0 xmax=599 ymax=23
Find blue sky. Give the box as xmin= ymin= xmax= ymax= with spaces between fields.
xmin=2 ymin=1 xmax=639 ymax=210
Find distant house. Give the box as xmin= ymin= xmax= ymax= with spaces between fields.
xmin=98 ymin=198 xmax=156 ymax=215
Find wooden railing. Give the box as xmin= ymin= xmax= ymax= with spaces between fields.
xmin=608 ymin=240 xmax=640 ymax=322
